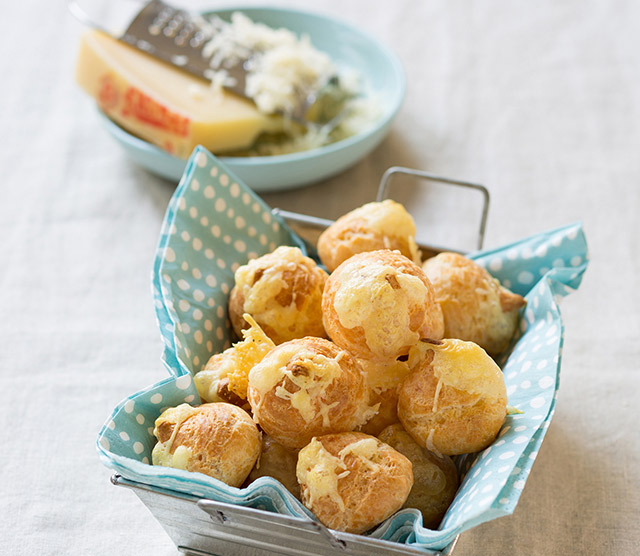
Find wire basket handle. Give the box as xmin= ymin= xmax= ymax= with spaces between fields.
xmin=377 ymin=166 xmax=490 ymax=252
xmin=273 ymin=166 xmax=490 ymax=257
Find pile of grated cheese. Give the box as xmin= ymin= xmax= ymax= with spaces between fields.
xmin=201 ymin=12 xmax=337 ymax=116
xmin=197 ymin=12 xmax=382 ymax=155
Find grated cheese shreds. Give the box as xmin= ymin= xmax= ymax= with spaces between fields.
xmin=227 ymin=314 xmax=276 ymax=399
xmin=195 ymin=314 xmax=275 ymax=402
xmin=196 ymin=11 xmax=382 ymax=156
xmin=201 ymin=12 xmax=335 ymax=117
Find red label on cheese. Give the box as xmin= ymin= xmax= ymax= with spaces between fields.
xmin=122 ymin=87 xmax=190 ymax=138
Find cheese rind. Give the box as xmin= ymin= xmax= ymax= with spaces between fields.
xmin=75 ymin=31 xmax=282 ymax=157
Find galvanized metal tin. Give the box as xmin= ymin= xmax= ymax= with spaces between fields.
xmin=112 ymin=475 xmax=458 ymax=555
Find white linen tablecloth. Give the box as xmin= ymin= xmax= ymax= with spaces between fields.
xmin=1 ymin=1 xmax=638 ymax=554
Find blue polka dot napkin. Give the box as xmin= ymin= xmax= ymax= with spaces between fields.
xmin=97 ymin=146 xmax=588 ymax=551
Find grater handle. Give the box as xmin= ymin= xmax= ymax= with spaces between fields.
xmin=69 ymin=0 xmax=144 ymax=36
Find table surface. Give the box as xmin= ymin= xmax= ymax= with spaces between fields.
xmin=2 ymin=1 xmax=638 ymax=554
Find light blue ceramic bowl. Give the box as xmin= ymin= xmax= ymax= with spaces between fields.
xmin=98 ymin=5 xmax=405 ymax=192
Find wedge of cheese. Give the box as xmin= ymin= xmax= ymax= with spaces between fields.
xmin=75 ymin=31 xmax=283 ymax=157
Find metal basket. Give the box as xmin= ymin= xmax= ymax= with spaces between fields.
xmin=111 ymin=167 xmax=491 ymax=556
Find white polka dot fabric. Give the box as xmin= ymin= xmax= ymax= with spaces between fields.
xmin=96 ymin=147 xmax=588 ymax=551
xmin=150 ymin=147 xmax=305 ymax=377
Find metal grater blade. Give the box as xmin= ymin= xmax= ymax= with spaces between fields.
xmin=120 ymin=0 xmax=247 ymax=94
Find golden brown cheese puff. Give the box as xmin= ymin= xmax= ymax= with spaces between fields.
xmin=322 ymin=249 xmax=444 ymax=361
xmin=357 ymin=358 xmax=412 ymax=436
xmin=296 ymin=432 xmax=413 ymax=534
xmin=247 ymin=337 xmax=375 ymax=449
xmin=246 ymin=434 xmax=300 ymax=499
xmin=317 ymin=200 xmax=421 ymax=272
xmin=422 ymin=252 xmax=526 ymax=355
xmin=229 ymin=246 xmax=328 ymax=345
xmin=378 ymin=424 xmax=458 ymax=529
xmin=398 ymin=339 xmax=507 ymax=456
xmin=151 ymin=403 xmax=261 ymax=487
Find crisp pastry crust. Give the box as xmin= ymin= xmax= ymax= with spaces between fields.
xmin=229 ymin=246 xmax=328 ymax=345
xmin=246 ymin=434 xmax=301 ymax=499
xmin=356 ymin=358 xmax=412 ymax=436
xmin=358 ymin=386 xmax=401 ymax=436
xmin=317 ymin=200 xmax=422 ymax=272
xmin=357 ymin=357 xmax=412 ymax=394
xmin=422 ymin=252 xmax=526 ymax=355
xmin=151 ymin=403 xmax=261 ymax=487
xmin=247 ymin=337 xmax=375 ymax=449
xmin=398 ymin=338 xmax=507 ymax=456
xmin=296 ymin=431 xmax=413 ymax=534
xmin=322 ymin=249 xmax=444 ymax=361
xmin=378 ymin=423 xmax=458 ymax=529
